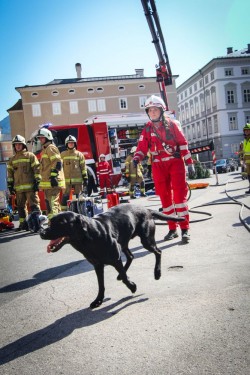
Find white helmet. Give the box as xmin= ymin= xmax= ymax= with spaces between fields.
xmin=130 ymin=146 xmax=137 ymax=153
xmin=99 ymin=154 xmax=105 ymax=160
xmin=145 ymin=95 xmax=166 ymax=122
xmin=12 ymin=134 xmax=27 ymax=149
xmin=36 ymin=128 xmax=53 ymax=141
xmin=65 ymin=135 xmax=77 ymax=146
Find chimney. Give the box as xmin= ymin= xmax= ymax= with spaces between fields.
xmin=135 ymin=69 xmax=144 ymax=77
xmin=227 ymin=47 xmax=233 ymax=54
xmin=75 ymin=63 xmax=82 ymax=78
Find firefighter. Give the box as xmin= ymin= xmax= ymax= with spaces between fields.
xmin=132 ymin=95 xmax=195 ymax=244
xmin=125 ymin=146 xmax=147 ymax=199
xmin=96 ymin=154 xmax=112 ymax=198
xmin=7 ymin=135 xmax=41 ymax=231
xmin=36 ymin=128 xmax=65 ymax=220
xmin=60 ymin=135 xmax=88 ymax=210
xmin=242 ymin=123 xmax=250 ymax=194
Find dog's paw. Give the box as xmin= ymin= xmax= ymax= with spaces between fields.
xmin=129 ymin=282 xmax=137 ymax=294
xmin=154 ymin=268 xmax=161 ymax=280
xmin=90 ymin=299 xmax=103 ymax=309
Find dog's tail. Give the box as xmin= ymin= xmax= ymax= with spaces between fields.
xmin=150 ymin=210 xmax=185 ymax=222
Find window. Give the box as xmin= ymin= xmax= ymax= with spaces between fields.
xmin=88 ymin=100 xmax=96 ymax=112
xmin=205 ymin=75 xmax=209 ymax=84
xmin=199 ymin=79 xmax=203 ymax=88
xmin=228 ymin=114 xmax=238 ymax=130
xmin=88 ymin=99 xmax=106 ymax=112
xmin=139 ymin=96 xmax=147 ymax=108
xmin=195 ymin=99 xmax=199 ymax=115
xmin=245 ymin=114 xmax=250 ymax=123
xmin=200 ymin=94 xmax=205 ymax=112
xmin=241 ymin=68 xmax=249 ymax=75
xmin=52 ymin=102 xmax=61 ymax=115
xmin=68 ymin=89 xmax=75 ymax=95
xmin=119 ymin=98 xmax=127 ymax=110
xmin=231 ymin=143 xmax=239 ymax=155
xmin=138 ymin=84 xmax=145 ymax=90
xmin=181 ymin=93 xmax=183 ymax=100
xmin=31 ymin=92 xmax=38 ymax=97
xmin=189 ymin=87 xmax=192 ymax=95
xmin=206 ymin=91 xmax=211 ymax=110
xmin=197 ymin=122 xmax=201 ymax=138
xmin=87 ymin=88 xmax=94 ymax=94
xmin=213 ymin=115 xmax=218 ymax=133
xmin=225 ymin=68 xmax=233 ymax=76
xmin=184 ymin=90 xmax=187 ymax=98
xmin=210 ymin=71 xmax=214 ymax=81
xmin=96 ymin=87 xmax=104 ymax=93
xmin=185 ymin=105 xmax=189 ymax=120
xmin=97 ymin=99 xmax=106 ymax=111
xmin=243 ymin=89 xmax=250 ymax=103
xmin=211 ymin=87 xmax=217 ymax=107
xmin=192 ymin=124 xmax=196 ymax=139
xmin=69 ymin=101 xmax=78 ymax=114
xmin=190 ymin=100 xmax=194 ymax=117
xmin=227 ymin=90 xmax=235 ymax=104
xmin=32 ymin=104 xmax=41 ymax=117
xmin=51 ymin=90 xmax=59 ymax=96
xmin=202 ymin=120 xmax=207 ymax=137
xmin=118 ymin=86 xmax=125 ymax=91
xmin=208 ymin=117 xmax=212 ymax=134
xmin=194 ymin=83 xmax=197 ymax=92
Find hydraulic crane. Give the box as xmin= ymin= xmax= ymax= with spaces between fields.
xmin=141 ymin=0 xmax=172 ymax=110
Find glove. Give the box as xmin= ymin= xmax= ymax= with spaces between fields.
xmin=50 ymin=176 xmax=59 ymax=187
xmin=133 ymin=157 xmax=140 ymax=168
xmin=188 ymin=164 xmax=195 ymax=178
xmin=83 ymin=177 xmax=88 ymax=187
xmin=33 ymin=179 xmax=40 ymax=192
xmin=8 ymin=183 xmax=15 ymax=195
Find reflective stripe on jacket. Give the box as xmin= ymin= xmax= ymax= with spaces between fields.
xmin=40 ymin=142 xmax=65 ymax=189
xmin=243 ymin=139 xmax=250 ymax=164
xmin=61 ymin=148 xmax=87 ymax=184
xmin=7 ymin=150 xmax=41 ymax=192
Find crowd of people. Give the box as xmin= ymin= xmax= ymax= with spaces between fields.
xmin=6 ymin=94 xmax=248 ymax=242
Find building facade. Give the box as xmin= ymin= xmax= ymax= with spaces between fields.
xmin=177 ymin=44 xmax=250 ymax=162
xmin=7 ymin=66 xmax=178 ymax=146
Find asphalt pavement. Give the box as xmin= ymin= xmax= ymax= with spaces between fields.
xmin=0 ymin=172 xmax=250 ymax=375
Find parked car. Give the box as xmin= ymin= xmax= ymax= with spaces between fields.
xmin=213 ymin=159 xmax=231 ymax=174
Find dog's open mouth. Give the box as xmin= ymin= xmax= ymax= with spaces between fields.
xmin=47 ymin=237 xmax=69 ymax=253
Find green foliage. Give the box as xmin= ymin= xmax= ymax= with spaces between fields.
xmin=192 ymin=160 xmax=210 ymax=179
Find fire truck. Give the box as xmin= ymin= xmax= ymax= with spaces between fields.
xmin=29 ymin=113 xmax=152 ymax=187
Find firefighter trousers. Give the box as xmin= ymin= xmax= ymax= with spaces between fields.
xmin=44 ymin=187 xmax=61 ymax=220
xmin=99 ymin=175 xmax=112 ymax=197
xmin=16 ymin=191 xmax=41 ymax=224
xmin=152 ymin=157 xmax=189 ymax=230
xmin=129 ymin=177 xmax=145 ymax=197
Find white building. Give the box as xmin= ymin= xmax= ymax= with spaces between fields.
xmin=177 ymin=44 xmax=250 ymax=162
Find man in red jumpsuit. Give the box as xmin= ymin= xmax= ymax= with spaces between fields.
xmin=133 ymin=95 xmax=195 ymax=244
xmin=96 ymin=154 xmax=112 ymax=198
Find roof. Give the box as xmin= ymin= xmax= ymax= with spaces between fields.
xmin=7 ymin=99 xmax=23 ymax=112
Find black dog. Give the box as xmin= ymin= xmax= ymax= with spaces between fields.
xmin=40 ymin=204 xmax=183 ymax=309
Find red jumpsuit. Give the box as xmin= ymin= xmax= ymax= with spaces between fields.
xmin=96 ymin=160 xmax=112 ymax=196
xmin=134 ymin=117 xmax=193 ymax=230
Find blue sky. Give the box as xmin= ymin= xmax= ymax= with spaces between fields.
xmin=0 ymin=0 xmax=249 ymax=121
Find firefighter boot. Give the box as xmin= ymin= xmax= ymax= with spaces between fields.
xmin=164 ymin=230 xmax=178 ymax=241
xmin=181 ymin=229 xmax=190 ymax=244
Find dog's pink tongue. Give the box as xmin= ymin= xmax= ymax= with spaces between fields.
xmin=47 ymin=239 xmax=56 ymax=253
xmin=47 ymin=244 xmax=51 ymax=253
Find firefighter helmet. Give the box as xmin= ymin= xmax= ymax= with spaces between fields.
xmin=36 ymin=128 xmax=53 ymax=141
xmin=65 ymin=135 xmax=77 ymax=147
xmin=243 ymin=123 xmax=250 ymax=130
xmin=12 ymin=135 xmax=27 ymax=149
xmin=99 ymin=154 xmax=106 ymax=160
xmin=145 ymin=95 xmax=166 ymax=111
xmin=144 ymin=95 xmax=166 ymax=122
xmin=130 ymin=146 xmax=137 ymax=153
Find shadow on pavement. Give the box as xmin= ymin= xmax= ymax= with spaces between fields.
xmin=0 ymin=295 xmax=148 ymax=365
